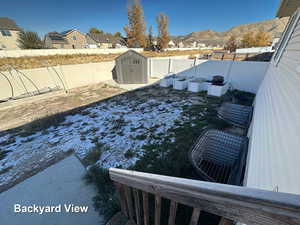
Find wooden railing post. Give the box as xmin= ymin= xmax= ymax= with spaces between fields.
xmin=189 ymin=208 xmax=201 ymax=225
xmin=155 ymin=196 xmax=161 ymax=225
xmin=218 ymin=218 xmax=234 ymax=225
xmin=133 ymin=188 xmax=142 ymax=225
xmin=168 ymin=201 xmax=178 ymax=225
xmin=124 ymin=186 xmax=135 ymax=221
xmin=115 ymin=182 xmax=128 ymax=218
xmin=142 ymin=192 xmax=149 ymax=225
xmin=109 ymin=168 xmax=300 ymax=225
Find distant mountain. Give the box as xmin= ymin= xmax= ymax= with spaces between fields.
xmin=177 ymin=17 xmax=289 ymax=46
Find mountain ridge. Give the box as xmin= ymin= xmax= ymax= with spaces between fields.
xmin=175 ymin=17 xmax=289 ymax=46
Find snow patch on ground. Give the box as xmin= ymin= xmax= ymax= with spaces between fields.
xmin=0 ymin=86 xmax=205 ymax=190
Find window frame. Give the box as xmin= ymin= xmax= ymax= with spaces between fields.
xmin=273 ymin=9 xmax=300 ymax=66
xmin=0 ymin=30 xmax=12 ymax=36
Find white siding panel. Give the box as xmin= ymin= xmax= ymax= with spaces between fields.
xmin=246 ymin=65 xmax=300 ymax=194
xmin=246 ymin=15 xmax=300 ymax=194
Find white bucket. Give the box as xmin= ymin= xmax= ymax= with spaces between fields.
xmin=160 ymin=78 xmax=173 ymax=87
xmin=173 ymin=79 xmax=188 ymax=90
xmin=188 ymin=81 xmax=202 ymax=92
xmin=207 ymin=83 xmax=229 ymax=97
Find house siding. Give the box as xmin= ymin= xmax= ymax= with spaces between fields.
xmin=245 ymin=10 xmax=300 ymax=195
xmin=0 ymin=30 xmax=20 ymax=50
xmin=85 ymin=34 xmax=113 ymax=49
xmin=64 ymin=30 xmax=87 ymax=49
xmin=44 ymin=36 xmax=71 ymax=49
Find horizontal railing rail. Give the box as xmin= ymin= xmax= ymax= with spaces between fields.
xmin=109 ymin=168 xmax=300 ymax=225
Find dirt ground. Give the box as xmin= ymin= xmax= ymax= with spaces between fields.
xmin=0 ymin=83 xmax=125 ymax=131
xmin=0 ymin=49 xmax=211 ymax=71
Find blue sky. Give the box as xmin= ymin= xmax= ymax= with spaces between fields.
xmin=2 ymin=0 xmax=281 ymax=37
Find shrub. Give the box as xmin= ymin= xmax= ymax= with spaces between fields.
xmin=0 ymin=149 xmax=11 ymax=160
xmin=84 ymin=166 xmax=120 ymax=223
xmin=82 ymin=142 xmax=104 ymax=166
xmin=124 ymin=149 xmax=135 ymax=159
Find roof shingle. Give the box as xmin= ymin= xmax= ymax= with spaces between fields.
xmin=0 ymin=17 xmax=21 ymax=31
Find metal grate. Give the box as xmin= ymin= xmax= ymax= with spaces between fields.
xmin=218 ymin=103 xmax=253 ymax=128
xmin=189 ymin=129 xmax=248 ymax=185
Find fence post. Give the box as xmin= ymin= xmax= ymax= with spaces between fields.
xmin=168 ymin=58 xmax=173 ymax=73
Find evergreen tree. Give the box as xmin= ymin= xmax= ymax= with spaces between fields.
xmin=113 ymin=32 xmax=122 ymax=38
xmin=89 ymin=28 xmax=104 ymax=34
xmin=147 ymin=25 xmax=154 ymax=49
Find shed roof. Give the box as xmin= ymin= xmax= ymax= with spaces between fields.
xmin=0 ymin=17 xmax=21 ymax=31
xmin=115 ymin=50 xmax=147 ymax=60
xmin=276 ymin=0 xmax=300 ymax=17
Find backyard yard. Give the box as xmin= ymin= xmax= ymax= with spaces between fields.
xmin=0 ymin=84 xmax=254 ymax=224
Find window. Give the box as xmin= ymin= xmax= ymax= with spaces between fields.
xmin=273 ymin=9 xmax=300 ymax=65
xmin=0 ymin=30 xmax=12 ymax=36
xmin=60 ymin=44 xmax=64 ymax=48
xmin=72 ymin=36 xmax=76 ymax=40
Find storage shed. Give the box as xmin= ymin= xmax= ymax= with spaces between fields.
xmin=114 ymin=50 xmax=148 ymax=84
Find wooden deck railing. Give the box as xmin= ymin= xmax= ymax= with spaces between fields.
xmin=109 ymin=168 xmax=300 ymax=225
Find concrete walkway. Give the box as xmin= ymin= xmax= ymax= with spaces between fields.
xmin=0 ymin=155 xmax=103 ymax=225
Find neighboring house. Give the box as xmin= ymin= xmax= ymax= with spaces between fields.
xmin=86 ymin=33 xmax=114 ymax=49
xmin=44 ymin=32 xmax=70 ymax=49
xmin=168 ymin=40 xmax=176 ymax=48
xmin=44 ymin=29 xmax=87 ymax=49
xmin=61 ymin=29 xmax=87 ymax=49
xmin=177 ymin=41 xmax=185 ymax=48
xmin=0 ymin=17 xmax=21 ymax=50
xmin=198 ymin=43 xmax=206 ymax=48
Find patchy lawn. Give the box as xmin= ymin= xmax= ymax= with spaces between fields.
xmin=0 ymin=84 xmax=254 ymax=224
xmin=0 ymin=85 xmax=204 ymax=191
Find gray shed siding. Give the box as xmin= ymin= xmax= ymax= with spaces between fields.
xmin=115 ymin=50 xmax=148 ymax=84
xmin=245 ymin=10 xmax=300 ymax=195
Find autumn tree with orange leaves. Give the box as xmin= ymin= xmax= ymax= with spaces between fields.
xmin=156 ymin=13 xmax=170 ymax=49
xmin=124 ymin=0 xmax=147 ymax=48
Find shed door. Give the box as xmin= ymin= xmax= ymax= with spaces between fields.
xmin=121 ymin=57 xmax=143 ymax=84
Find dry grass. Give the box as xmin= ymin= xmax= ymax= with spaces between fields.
xmin=0 ymin=49 xmax=212 ymax=71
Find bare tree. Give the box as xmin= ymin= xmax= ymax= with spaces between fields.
xmin=240 ymin=32 xmax=256 ymax=48
xmin=18 ymin=30 xmax=44 ymax=49
xmin=254 ymin=31 xmax=271 ymax=46
xmin=124 ymin=0 xmax=147 ymax=48
xmin=240 ymin=31 xmax=271 ymax=48
xmin=224 ymin=36 xmax=238 ymax=52
xmin=156 ymin=13 xmax=170 ymax=49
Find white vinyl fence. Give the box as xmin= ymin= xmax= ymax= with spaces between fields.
xmin=236 ymin=46 xmax=274 ymax=54
xmin=0 ymin=58 xmax=269 ymax=101
xmin=177 ymin=60 xmax=269 ymax=93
